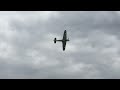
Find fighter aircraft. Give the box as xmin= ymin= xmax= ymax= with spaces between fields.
xmin=54 ymin=30 xmax=70 ymax=51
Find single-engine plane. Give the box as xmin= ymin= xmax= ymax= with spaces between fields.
xmin=54 ymin=30 xmax=69 ymax=51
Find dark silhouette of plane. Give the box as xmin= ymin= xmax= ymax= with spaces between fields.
xmin=54 ymin=30 xmax=70 ymax=51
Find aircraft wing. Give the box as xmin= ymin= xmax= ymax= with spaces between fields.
xmin=62 ymin=41 xmax=66 ymax=51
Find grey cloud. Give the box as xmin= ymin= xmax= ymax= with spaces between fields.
xmin=0 ymin=11 xmax=120 ymax=78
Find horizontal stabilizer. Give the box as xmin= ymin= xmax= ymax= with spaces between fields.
xmin=54 ymin=38 xmax=57 ymax=43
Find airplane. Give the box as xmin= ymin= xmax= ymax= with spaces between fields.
xmin=54 ymin=30 xmax=70 ymax=51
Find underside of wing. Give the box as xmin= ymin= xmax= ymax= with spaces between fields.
xmin=62 ymin=42 xmax=66 ymax=51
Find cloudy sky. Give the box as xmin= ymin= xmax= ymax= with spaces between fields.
xmin=1 ymin=11 xmax=120 ymax=79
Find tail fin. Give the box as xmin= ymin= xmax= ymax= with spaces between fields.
xmin=54 ymin=38 xmax=57 ymax=43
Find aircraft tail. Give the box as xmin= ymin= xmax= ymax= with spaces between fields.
xmin=54 ymin=38 xmax=63 ymax=43
xmin=54 ymin=38 xmax=57 ymax=43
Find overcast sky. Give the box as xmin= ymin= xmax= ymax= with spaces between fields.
xmin=0 ymin=11 xmax=120 ymax=79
